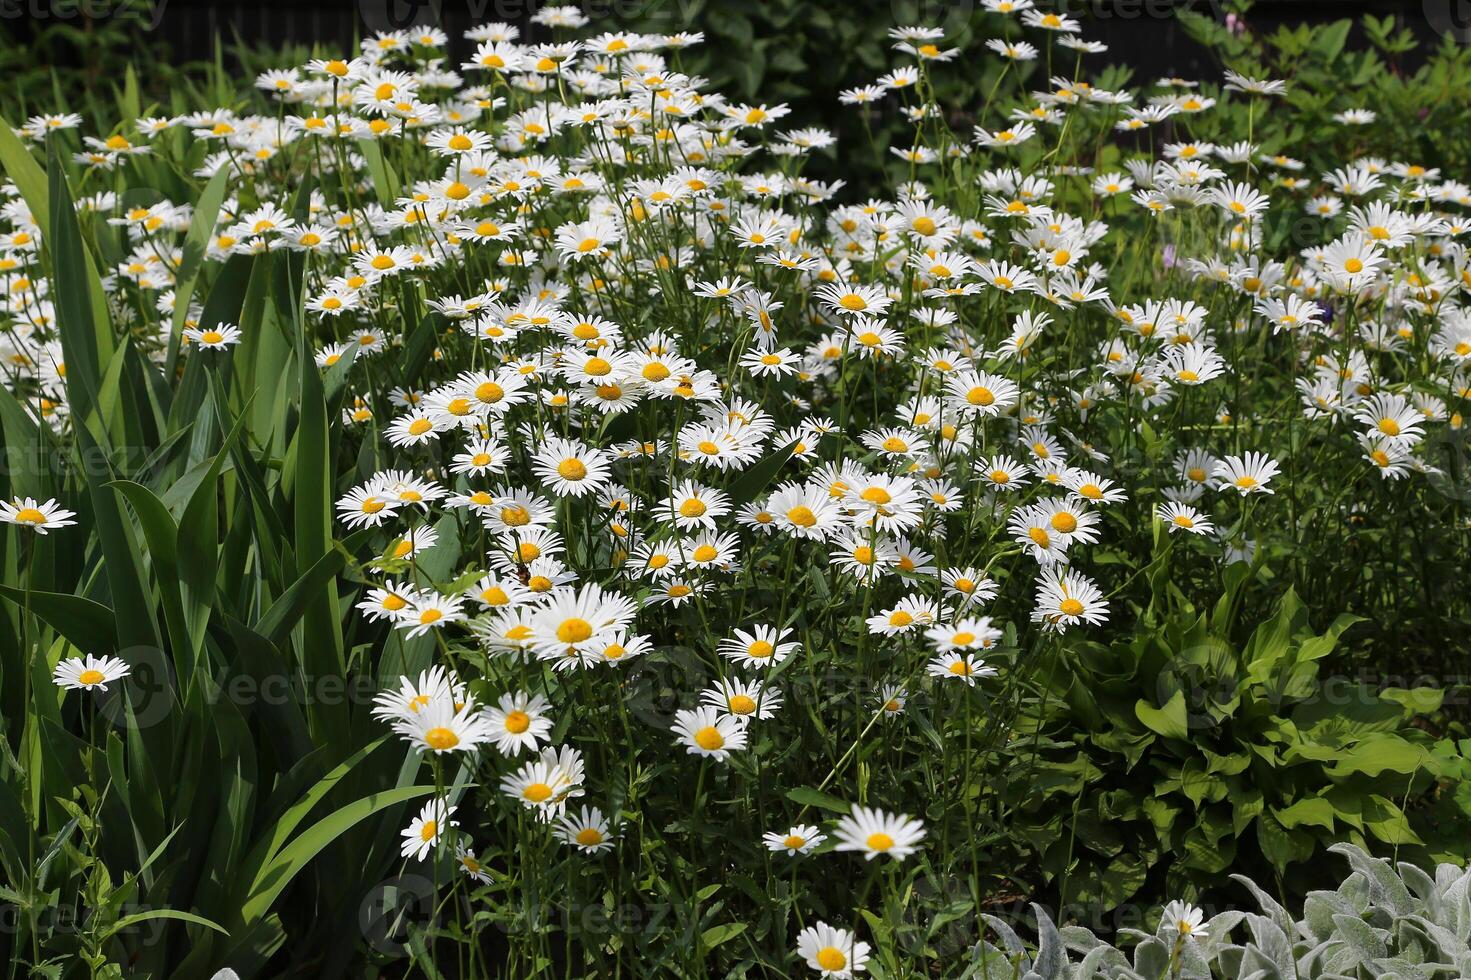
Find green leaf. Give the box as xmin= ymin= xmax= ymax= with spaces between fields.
xmin=726 ymin=439 xmax=798 ymax=506
xmin=1134 ymin=691 xmax=1189 ymax=740
xmin=0 ymin=587 xmax=120 ymax=655
xmin=0 ymin=115 xmax=49 ymax=227
xmin=47 ymin=146 xmax=110 ymax=425
xmin=1272 ymin=797 xmax=1335 ymax=832
xmin=254 ymin=530 xmax=370 ymax=645
xmin=785 ymin=786 xmax=851 ymax=814
xmin=1325 ymin=736 xmax=1430 ymax=778
xmin=239 ymin=785 xmax=436 ymax=925
xmin=102 ymin=908 xmax=228 ymax=941
xmin=700 ymin=922 xmax=747 ymax=950
xmin=167 ymin=166 xmax=231 ymax=372
xmin=357 ymin=138 xmax=401 ymax=205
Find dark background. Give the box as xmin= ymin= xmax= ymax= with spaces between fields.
xmin=0 ymin=0 xmax=1454 ymax=81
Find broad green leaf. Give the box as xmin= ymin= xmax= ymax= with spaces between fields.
xmin=1134 ymin=691 xmax=1189 ymax=740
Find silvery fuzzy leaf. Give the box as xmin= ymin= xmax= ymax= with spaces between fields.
xmin=1232 ymin=874 xmax=1296 ymax=938
xmin=1406 ymin=913 xmax=1471 ymax=966
xmin=1131 ymin=936 xmax=1171 ymax=980
xmin=1330 ymin=913 xmax=1389 ymax=964
xmin=1398 ymin=862 xmax=1439 ymax=914
xmin=1202 ymin=910 xmax=1248 ymax=950
xmin=1304 ymin=892 xmax=1358 ymax=945
xmin=1364 ymin=956 xmax=1434 ymax=980
xmin=981 ymin=914 xmax=1029 ymax=960
xmin=1240 ymin=944 xmax=1287 ymax=979
xmin=1032 ymin=903 xmax=1067 ymax=980
xmin=1439 ymin=870 xmax=1471 ymax=940
xmin=1061 ymin=924 xmax=1110 ymax=954
xmin=1329 ymin=843 xmax=1413 ymax=916
xmin=1247 ymin=914 xmax=1297 ymax=977
xmin=1338 ymin=873 xmax=1372 ymax=914
xmin=1078 ymin=943 xmax=1133 ymax=979
xmin=1217 ymin=944 xmax=1246 ymax=976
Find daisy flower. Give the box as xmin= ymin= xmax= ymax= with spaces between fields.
xmin=532 ymin=436 xmax=612 ymax=497
xmin=456 ymin=841 xmax=492 ymax=883
xmin=53 ymin=655 xmax=131 ymax=691
xmin=184 ymin=323 xmax=244 ymax=349
xmin=926 ymin=652 xmax=998 ymax=685
xmin=671 ymin=706 xmax=748 ymax=761
xmin=764 ymin=824 xmax=826 ymax=857
xmin=484 ymin=691 xmax=554 ymax=756
xmin=1212 ymin=452 xmax=1281 ymax=494
xmin=400 ymin=798 xmax=456 ymax=861
xmin=556 ymin=805 xmax=616 ymax=853
xmin=661 ymin=480 xmax=731 ymax=530
xmin=393 ymin=694 xmax=495 ymax=754
xmin=1031 ymin=568 xmax=1110 ymax=633
xmin=1160 ymin=900 xmax=1209 ymax=941
xmin=719 ymin=625 xmax=800 ymax=667
xmin=701 ymin=677 xmax=782 ymax=721
xmin=500 ymin=746 xmax=585 ymax=820
xmin=832 ymin=805 xmax=926 ymax=861
xmin=1156 ymin=502 xmax=1215 ymax=535
xmin=1 ymin=497 xmax=77 ymax=534
xmin=796 ymin=921 xmax=871 ymax=978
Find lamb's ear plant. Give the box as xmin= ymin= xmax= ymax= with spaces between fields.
xmin=973 ymin=843 xmax=1471 ymax=980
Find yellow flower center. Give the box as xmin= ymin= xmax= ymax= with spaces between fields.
xmin=679 ymin=499 xmax=707 ymax=518
xmin=557 ymin=459 xmax=588 ymax=481
xmin=14 ymin=507 xmax=47 ymax=524
xmin=1059 ymin=598 xmax=1085 ymax=616
xmin=78 ymin=669 xmax=106 ymax=686
xmin=816 ymin=948 xmax=847 ymax=971
xmin=748 ymin=640 xmax=774 ymax=659
xmin=866 ymin=832 xmax=895 ymax=852
xmin=576 ymin=827 xmax=604 ymax=846
xmin=1050 ymin=512 xmax=1078 ymax=533
xmin=557 ymin=618 xmax=593 ymax=643
xmin=694 ymin=726 xmax=725 ymax=750
xmin=503 ymin=710 xmax=531 ymax=733
xmin=786 ymin=505 xmax=817 ymax=527
xmin=424 ymin=727 xmax=460 ymax=750
xmin=523 ymin=782 xmax=553 ymax=802
xmin=728 ymin=694 xmax=757 ymax=715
